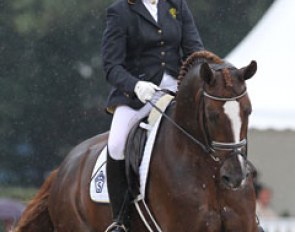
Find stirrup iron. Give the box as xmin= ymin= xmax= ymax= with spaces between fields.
xmin=105 ymin=222 xmax=128 ymax=232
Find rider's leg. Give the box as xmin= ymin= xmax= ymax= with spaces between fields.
xmin=106 ymin=76 xmax=177 ymax=231
xmin=106 ymin=153 xmax=130 ymax=232
xmin=106 ymin=105 xmax=152 ymax=232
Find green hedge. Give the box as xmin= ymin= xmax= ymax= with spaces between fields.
xmin=0 ymin=186 xmax=38 ymax=203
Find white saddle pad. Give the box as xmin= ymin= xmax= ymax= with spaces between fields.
xmin=90 ymin=95 xmax=174 ymax=203
xmin=90 ymin=147 xmax=109 ymax=203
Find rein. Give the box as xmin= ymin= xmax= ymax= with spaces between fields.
xmin=147 ymin=99 xmax=211 ymax=153
xmin=147 ymin=89 xmax=248 ymax=162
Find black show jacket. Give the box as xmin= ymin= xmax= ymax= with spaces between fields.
xmin=101 ymin=0 xmax=204 ymax=112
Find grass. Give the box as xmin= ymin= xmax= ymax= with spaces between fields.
xmin=0 ymin=186 xmax=38 ymax=204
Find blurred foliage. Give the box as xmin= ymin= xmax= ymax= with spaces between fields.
xmin=191 ymin=0 xmax=275 ymax=54
xmin=0 ymin=186 xmax=37 ymax=203
xmin=0 ymin=0 xmax=273 ymax=186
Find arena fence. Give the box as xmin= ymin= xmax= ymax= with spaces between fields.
xmin=260 ymin=218 xmax=295 ymax=232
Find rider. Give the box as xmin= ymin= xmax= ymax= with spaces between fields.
xmin=101 ymin=0 xmax=204 ymax=230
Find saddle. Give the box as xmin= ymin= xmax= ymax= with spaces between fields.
xmin=125 ymin=119 xmax=147 ymax=197
xmin=125 ymin=94 xmax=175 ymax=198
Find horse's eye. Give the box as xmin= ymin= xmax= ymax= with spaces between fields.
xmin=243 ymin=106 xmax=252 ymax=116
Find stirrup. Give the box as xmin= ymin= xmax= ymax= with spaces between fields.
xmin=105 ymin=222 xmax=128 ymax=232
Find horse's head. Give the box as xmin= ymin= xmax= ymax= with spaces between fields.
xmin=200 ymin=59 xmax=257 ymax=189
xmin=177 ymin=51 xmax=257 ymax=190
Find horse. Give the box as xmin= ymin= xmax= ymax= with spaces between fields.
xmin=15 ymin=51 xmax=259 ymax=232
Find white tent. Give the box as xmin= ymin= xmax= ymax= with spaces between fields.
xmin=226 ymin=0 xmax=295 ymax=130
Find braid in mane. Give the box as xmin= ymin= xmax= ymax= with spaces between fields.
xmin=177 ymin=50 xmax=223 ymax=86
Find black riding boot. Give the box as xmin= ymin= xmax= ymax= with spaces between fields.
xmin=106 ymin=153 xmax=130 ymax=232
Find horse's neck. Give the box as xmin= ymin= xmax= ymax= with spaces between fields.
xmin=151 ymin=107 xmax=215 ymax=214
xmin=174 ymin=78 xmax=204 ymax=140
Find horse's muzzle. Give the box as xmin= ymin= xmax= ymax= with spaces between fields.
xmin=219 ymin=154 xmax=249 ymax=189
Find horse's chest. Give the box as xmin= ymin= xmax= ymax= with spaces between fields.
xmin=195 ymin=207 xmax=246 ymax=232
xmin=196 ymin=211 xmax=222 ymax=232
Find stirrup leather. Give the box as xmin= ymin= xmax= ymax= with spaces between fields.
xmin=105 ymin=222 xmax=128 ymax=232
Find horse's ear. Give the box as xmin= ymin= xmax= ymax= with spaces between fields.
xmin=241 ymin=61 xmax=257 ymax=80
xmin=200 ymin=62 xmax=215 ymax=85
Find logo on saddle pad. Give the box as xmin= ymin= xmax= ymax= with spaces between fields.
xmin=95 ymin=171 xmax=105 ymax=193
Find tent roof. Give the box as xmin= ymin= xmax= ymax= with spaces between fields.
xmin=226 ymin=0 xmax=295 ymax=130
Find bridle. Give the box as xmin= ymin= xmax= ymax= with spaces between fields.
xmin=148 ymin=88 xmax=249 ymax=163
xmin=202 ymin=89 xmax=248 ymax=162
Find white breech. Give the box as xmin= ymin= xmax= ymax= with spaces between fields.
xmin=108 ymin=73 xmax=177 ymax=160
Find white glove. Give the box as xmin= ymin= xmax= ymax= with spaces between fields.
xmin=134 ymin=81 xmax=160 ymax=103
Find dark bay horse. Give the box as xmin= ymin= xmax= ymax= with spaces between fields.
xmin=15 ymin=51 xmax=259 ymax=232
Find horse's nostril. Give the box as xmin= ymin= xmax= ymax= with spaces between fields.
xmin=221 ymin=174 xmax=244 ymax=189
xmin=222 ymin=175 xmax=231 ymax=184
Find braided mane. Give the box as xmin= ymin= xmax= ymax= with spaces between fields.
xmin=178 ymin=50 xmax=223 ymax=86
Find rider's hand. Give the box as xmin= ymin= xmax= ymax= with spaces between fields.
xmin=134 ymin=81 xmax=160 ymax=103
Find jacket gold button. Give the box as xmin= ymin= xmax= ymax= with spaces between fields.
xmin=161 ymin=51 xmax=165 ymax=56
xmin=161 ymin=62 xmax=166 ymax=66
xmin=158 ymin=29 xmax=162 ymax=34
